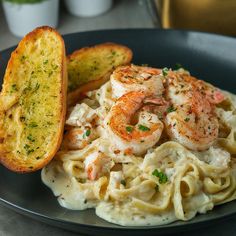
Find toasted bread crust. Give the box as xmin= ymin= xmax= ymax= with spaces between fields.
xmin=67 ymin=42 xmax=133 ymax=98
xmin=0 ymin=26 xmax=67 ymax=173
xmin=67 ymin=42 xmax=132 ymax=61
xmin=67 ymin=72 xmax=110 ymax=107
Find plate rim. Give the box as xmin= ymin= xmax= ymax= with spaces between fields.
xmin=0 ymin=28 xmax=236 ymax=233
xmin=1 ymin=27 xmax=236 ymax=54
xmin=0 ymin=194 xmax=236 ymax=231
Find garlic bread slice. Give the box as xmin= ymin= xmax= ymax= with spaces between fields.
xmin=67 ymin=43 xmax=132 ymax=105
xmin=0 ymin=26 xmax=67 ymax=172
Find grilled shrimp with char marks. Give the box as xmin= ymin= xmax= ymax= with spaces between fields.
xmin=164 ymin=70 xmax=225 ymax=151
xmin=105 ymin=91 xmax=164 ymax=155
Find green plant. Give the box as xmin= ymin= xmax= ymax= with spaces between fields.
xmin=2 ymin=0 xmax=46 ymax=3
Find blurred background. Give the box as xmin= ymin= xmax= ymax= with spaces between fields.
xmin=0 ymin=0 xmax=154 ymax=50
xmin=1 ymin=0 xmax=236 ymax=51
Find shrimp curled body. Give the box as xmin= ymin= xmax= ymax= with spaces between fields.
xmin=111 ymin=65 xmax=163 ymax=98
xmin=165 ymin=71 xmax=225 ymax=151
xmin=106 ymin=91 xmax=164 ymax=155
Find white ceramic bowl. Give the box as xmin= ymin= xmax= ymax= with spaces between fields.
xmin=64 ymin=0 xmax=113 ymax=17
xmin=2 ymin=0 xmax=59 ymax=37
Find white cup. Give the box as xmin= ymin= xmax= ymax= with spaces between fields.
xmin=2 ymin=0 xmax=59 ymax=38
xmin=64 ymin=0 xmax=113 ymax=17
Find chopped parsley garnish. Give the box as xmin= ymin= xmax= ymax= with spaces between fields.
xmin=184 ymin=117 xmax=190 ymax=122
xmin=152 ymin=169 xmax=168 ymax=184
xmin=20 ymin=55 xmax=26 ymax=62
xmin=83 ymin=129 xmax=91 ymax=138
xmin=155 ymin=184 xmax=159 ymax=191
xmin=79 ymin=178 xmax=86 ymax=183
xmin=53 ymin=65 xmax=58 ymax=70
xmin=174 ymin=63 xmax=183 ymax=70
xmin=120 ymin=180 xmax=126 ymax=186
xmin=43 ymin=60 xmax=48 ymax=64
xmin=138 ymin=125 xmax=150 ymax=131
xmin=24 ymin=144 xmax=34 ymax=155
xmin=28 ymin=122 xmax=38 ymax=128
xmin=24 ymin=144 xmax=30 ymax=150
xmin=11 ymin=84 xmax=18 ymax=92
xmin=20 ymin=116 xmax=25 ymax=122
xmin=27 ymin=134 xmax=35 ymax=142
xmin=162 ymin=67 xmax=169 ymax=76
xmin=85 ymin=129 xmax=91 ymax=137
xmin=35 ymin=83 xmax=40 ymax=91
xmin=27 ymin=149 xmax=35 ymax=155
xmin=166 ymin=105 xmax=176 ymax=113
xmin=126 ymin=126 xmax=133 ymax=133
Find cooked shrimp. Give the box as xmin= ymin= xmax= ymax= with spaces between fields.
xmin=105 ymin=91 xmax=164 ymax=155
xmin=63 ymin=126 xmax=98 ymax=150
xmin=63 ymin=102 xmax=99 ymax=150
xmin=164 ymin=71 xmax=225 ymax=151
xmin=111 ymin=64 xmax=163 ymax=98
xmin=84 ymin=151 xmax=114 ymax=180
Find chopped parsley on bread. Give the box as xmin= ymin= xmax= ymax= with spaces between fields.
xmin=0 ymin=26 xmax=67 ymax=172
xmin=67 ymin=42 xmax=132 ymax=106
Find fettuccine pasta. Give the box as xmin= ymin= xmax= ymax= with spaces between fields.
xmin=42 ymin=67 xmax=236 ymax=226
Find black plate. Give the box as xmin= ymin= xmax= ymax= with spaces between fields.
xmin=0 ymin=29 xmax=236 ymax=236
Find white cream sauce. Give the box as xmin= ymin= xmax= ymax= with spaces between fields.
xmin=41 ymin=79 xmax=236 ymax=226
xmin=96 ymin=201 xmax=176 ymax=226
xmin=42 ymin=162 xmax=96 ymax=210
